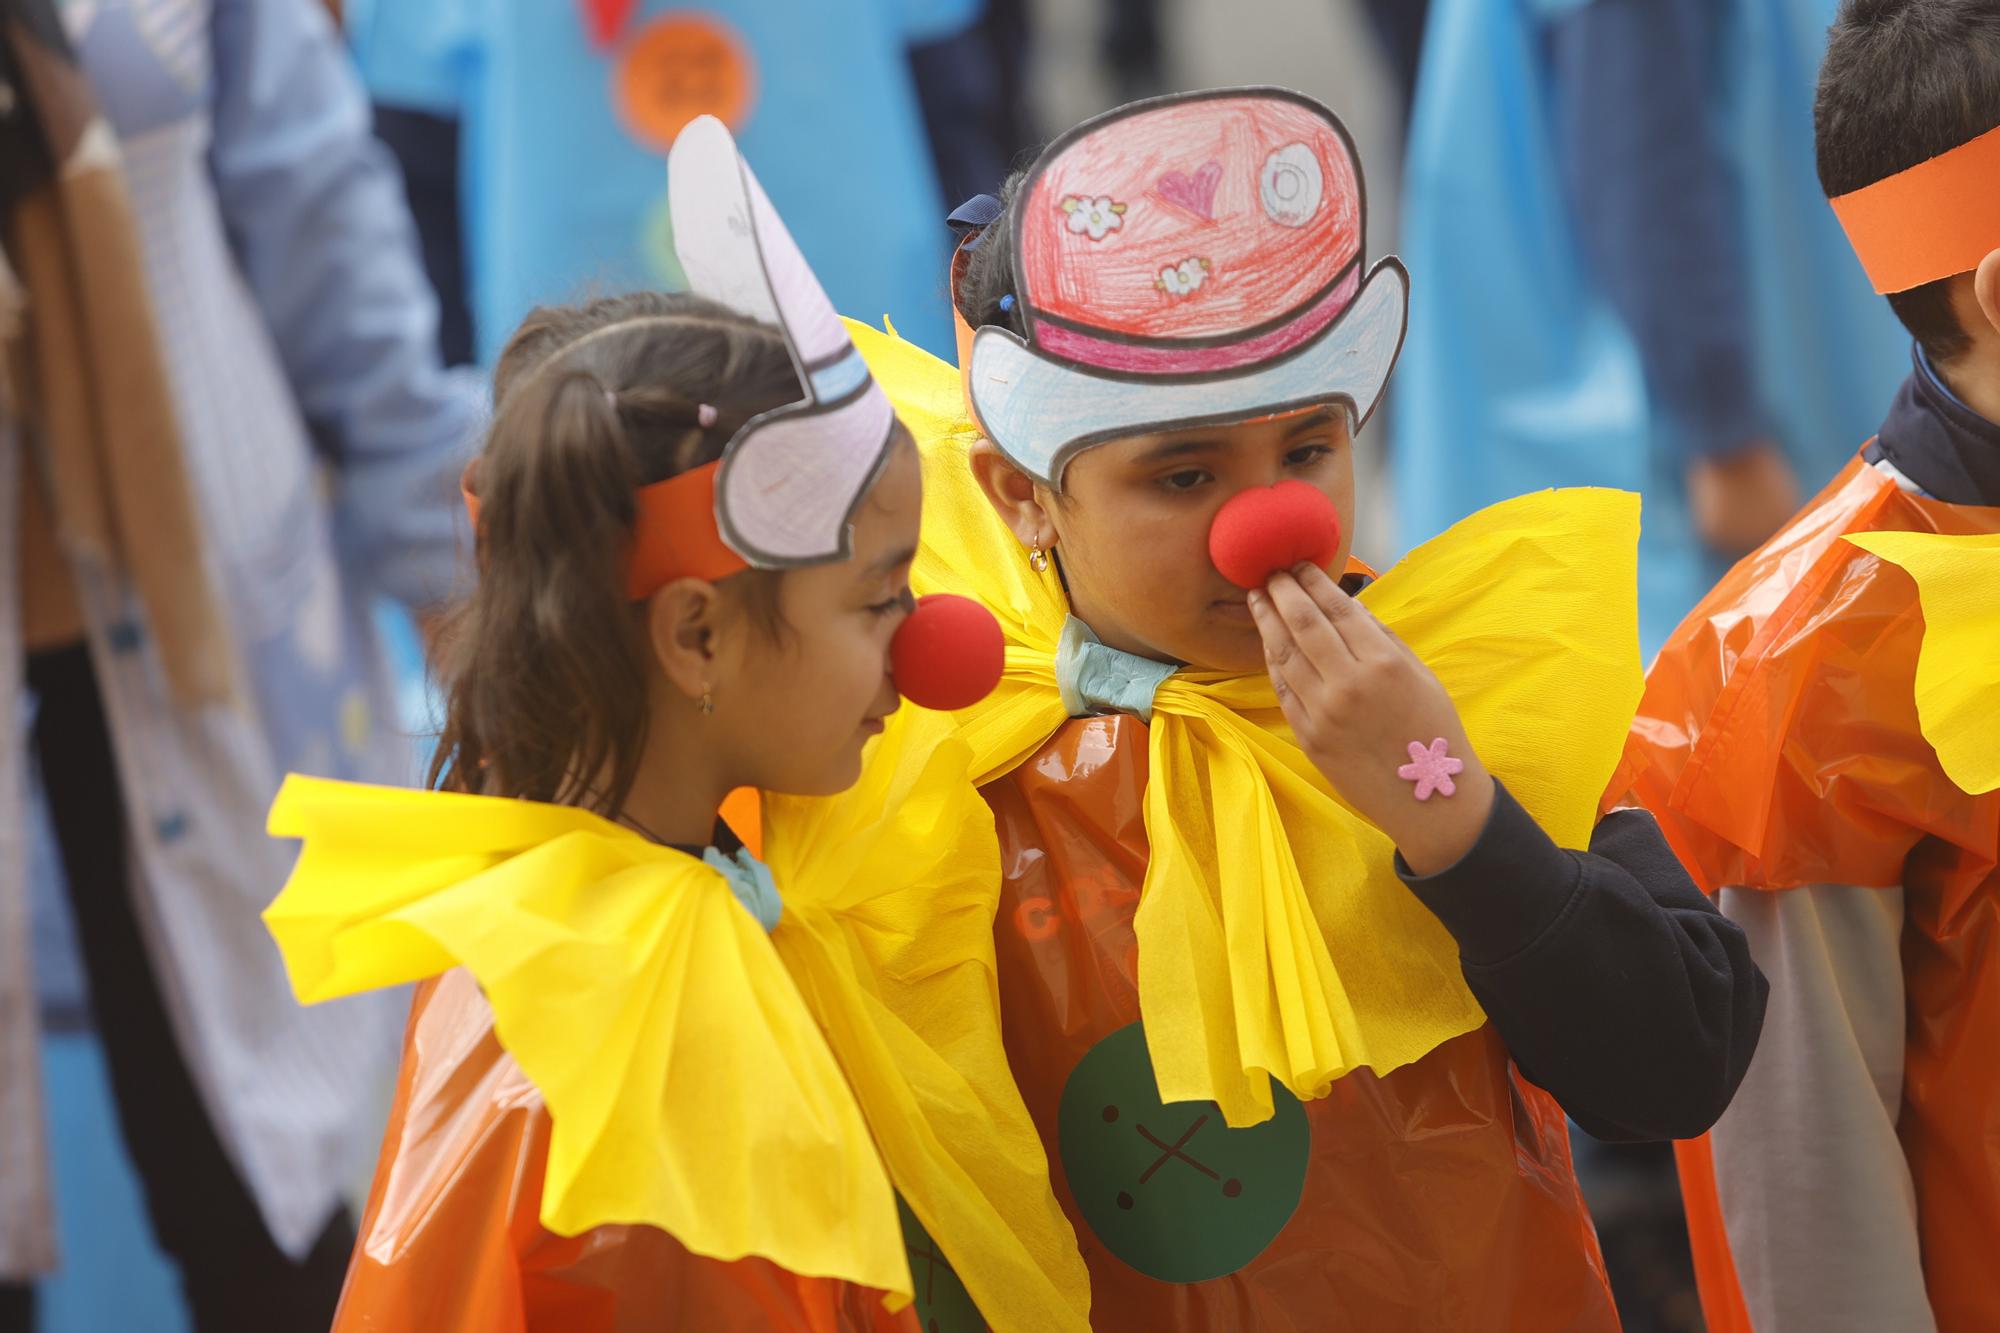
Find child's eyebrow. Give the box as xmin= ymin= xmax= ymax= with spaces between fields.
xmin=1132 ymin=437 xmax=1222 ymax=463
xmin=1283 ymin=409 xmax=1343 ymax=438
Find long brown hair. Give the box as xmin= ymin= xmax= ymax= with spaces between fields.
xmin=431 ymin=291 xmax=800 ymax=815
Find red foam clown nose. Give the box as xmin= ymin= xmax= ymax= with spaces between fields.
xmin=890 ymin=594 xmax=1005 ymax=711
xmin=1208 ymin=481 xmax=1345 ymax=589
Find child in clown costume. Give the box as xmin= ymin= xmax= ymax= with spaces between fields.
xmin=257 ymin=118 xmax=1089 ymax=1333
xmin=853 ymin=88 xmax=1768 ymax=1329
xmin=1616 ymin=4 xmax=2000 ymax=1328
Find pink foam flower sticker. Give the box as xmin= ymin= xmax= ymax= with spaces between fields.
xmin=1398 ymin=737 xmax=1464 ymax=801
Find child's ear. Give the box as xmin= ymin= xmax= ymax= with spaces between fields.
xmin=645 ymin=578 xmax=724 ymax=706
xmin=969 ymin=438 xmax=1057 ymax=553
xmin=1970 ymin=247 xmax=2000 ymax=343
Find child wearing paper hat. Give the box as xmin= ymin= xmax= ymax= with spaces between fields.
xmin=1614 ymin=4 xmax=2000 ymax=1329
xmin=851 ymin=86 xmax=1768 ymax=1328
xmin=257 ymin=118 xmax=1087 ymax=1333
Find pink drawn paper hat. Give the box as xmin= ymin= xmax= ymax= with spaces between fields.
xmin=967 ymin=88 xmax=1408 ymax=487
xmin=668 ymin=115 xmax=896 ymax=567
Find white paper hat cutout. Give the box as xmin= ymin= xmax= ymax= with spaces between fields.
xmin=667 ymin=115 xmax=896 ymax=567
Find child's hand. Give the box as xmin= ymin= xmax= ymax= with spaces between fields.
xmin=1247 ymin=565 xmax=1496 ymax=875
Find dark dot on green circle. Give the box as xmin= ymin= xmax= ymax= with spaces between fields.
xmin=1102 ymin=1105 xmax=1120 ymax=1123
xmin=1117 ymin=1191 xmax=1134 ymax=1210
xmin=1223 ymin=1178 xmax=1242 ymax=1198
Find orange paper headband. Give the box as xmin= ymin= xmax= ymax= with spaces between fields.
xmin=462 ymin=461 xmax=750 ymax=600
xmin=1830 ymin=120 xmax=2000 ymax=294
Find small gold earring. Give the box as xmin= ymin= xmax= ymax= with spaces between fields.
xmin=1029 ymin=543 xmax=1050 ymax=574
xmin=699 ymin=684 xmax=715 ymax=716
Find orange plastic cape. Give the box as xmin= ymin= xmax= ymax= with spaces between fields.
xmin=266 ymin=706 xmax=1090 ymax=1332
xmin=1610 ymin=455 xmax=2000 ymax=893
xmin=333 ymin=969 xmax=919 ymax=1331
xmin=979 ymin=713 xmax=1620 ymax=1328
xmin=1612 ymin=454 xmax=2000 ymax=1333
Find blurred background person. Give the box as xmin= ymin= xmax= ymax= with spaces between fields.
xmin=1396 ymin=0 xmax=1908 ymax=657
xmin=0 ymin=1 xmax=475 ymax=1330
xmin=910 ymin=0 xmax=1038 ymax=210
xmin=1359 ymin=0 xmax=1428 ymax=118
xmin=342 ymin=0 xmax=983 ymax=366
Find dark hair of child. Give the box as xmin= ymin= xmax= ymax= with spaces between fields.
xmin=953 ymin=171 xmax=1032 ymax=338
xmin=1817 ymin=0 xmax=2000 ymax=362
xmin=430 ymin=291 xmax=802 ymax=816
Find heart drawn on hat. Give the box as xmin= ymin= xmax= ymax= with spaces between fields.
xmin=1157 ymin=161 xmax=1223 ymax=220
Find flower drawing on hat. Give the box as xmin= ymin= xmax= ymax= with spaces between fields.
xmin=1156 ymin=257 xmax=1213 ymax=298
xmin=1062 ymin=194 xmax=1129 ymax=241
xmin=1260 ymin=143 xmax=1325 ymax=228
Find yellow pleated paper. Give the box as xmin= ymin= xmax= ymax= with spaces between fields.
xmin=852 ymin=318 xmax=1645 ymax=1128
xmin=1847 ymin=530 xmax=2000 ymax=795
xmin=264 ymin=707 xmax=1091 ymax=1331
xmin=760 ymin=709 xmax=1090 ymax=1332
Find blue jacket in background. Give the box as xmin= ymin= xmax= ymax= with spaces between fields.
xmin=1396 ymin=0 xmax=1908 ymax=655
xmin=345 ymin=0 xmax=976 ymax=365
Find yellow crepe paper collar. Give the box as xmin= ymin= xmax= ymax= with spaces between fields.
xmin=1846 ymin=530 xmax=2000 ymax=795
xmin=264 ymin=708 xmax=1089 ymax=1332
xmin=849 ymin=317 xmax=1645 ymax=1128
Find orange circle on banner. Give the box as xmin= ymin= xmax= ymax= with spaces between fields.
xmin=613 ymin=13 xmax=756 ymax=153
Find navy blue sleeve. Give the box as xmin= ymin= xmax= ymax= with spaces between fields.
xmin=370 ymin=106 xmax=474 ymax=369
xmin=1549 ymin=0 xmax=1768 ymax=463
xmin=1398 ymin=782 xmax=1768 ymax=1142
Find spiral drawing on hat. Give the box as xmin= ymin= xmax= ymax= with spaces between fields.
xmin=1259 ymin=142 xmax=1324 ymax=228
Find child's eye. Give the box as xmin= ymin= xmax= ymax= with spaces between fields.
xmin=1285 ymin=443 xmax=1334 ymax=467
xmin=869 ymin=588 xmax=916 ymax=617
xmin=1159 ymin=469 xmax=1213 ymax=492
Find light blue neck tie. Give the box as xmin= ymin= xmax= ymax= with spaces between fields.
xmin=703 ymin=845 xmax=783 ymax=932
xmin=1055 ymin=616 xmax=1178 ymax=723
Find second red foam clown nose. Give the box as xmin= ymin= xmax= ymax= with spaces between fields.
xmin=890 ymin=594 xmax=1006 ymax=711
xmin=1208 ymin=481 xmax=1345 ymax=589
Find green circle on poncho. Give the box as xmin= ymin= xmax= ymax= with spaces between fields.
xmin=898 ymin=1198 xmax=984 ymax=1332
xmin=1057 ymin=1021 xmax=1310 ymax=1284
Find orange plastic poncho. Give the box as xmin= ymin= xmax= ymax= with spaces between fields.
xmin=978 ymin=716 xmax=1622 ymax=1329
xmin=334 ymin=970 xmax=920 ymax=1332
xmin=1613 ymin=455 xmax=2000 ymax=1333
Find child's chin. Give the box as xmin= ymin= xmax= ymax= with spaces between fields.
xmin=1181 ymin=619 xmax=1270 ymax=676
xmin=769 ymin=747 xmax=867 ymax=800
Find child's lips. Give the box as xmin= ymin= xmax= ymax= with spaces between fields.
xmin=1210 ymin=596 xmax=1254 ymax=623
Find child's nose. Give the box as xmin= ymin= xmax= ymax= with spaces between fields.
xmin=889 ymin=594 xmax=1005 ymax=711
xmin=1208 ymin=481 xmax=1344 ymax=589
